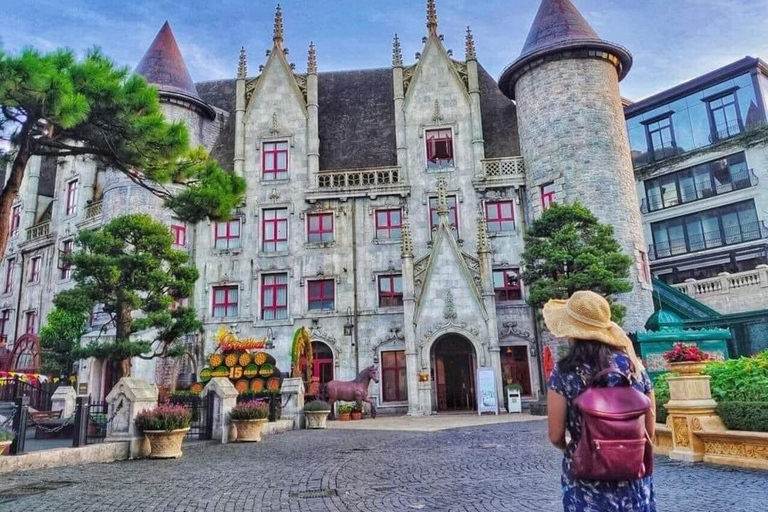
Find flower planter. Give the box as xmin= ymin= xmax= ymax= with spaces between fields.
xmin=0 ymin=440 xmax=11 ymax=456
xmin=668 ymin=361 xmax=708 ymax=376
xmin=232 ymin=419 xmax=268 ymax=442
xmin=142 ymin=428 xmax=189 ymax=459
xmin=305 ymin=410 xmax=330 ymax=429
xmin=351 ymin=412 xmax=363 ymax=421
xmin=338 ymin=412 xmax=351 ymax=421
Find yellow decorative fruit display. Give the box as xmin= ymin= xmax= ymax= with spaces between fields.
xmin=224 ymin=353 xmax=239 ymax=368
xmin=238 ymin=353 xmax=251 ymax=366
xmin=209 ymin=353 xmax=224 ymax=368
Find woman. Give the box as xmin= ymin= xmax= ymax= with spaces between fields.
xmin=544 ymin=291 xmax=657 ymax=512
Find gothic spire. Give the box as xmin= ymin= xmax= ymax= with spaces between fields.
xmin=273 ymin=4 xmax=284 ymax=47
xmin=237 ymin=46 xmax=247 ymax=79
xmin=307 ymin=41 xmax=317 ymax=74
xmin=427 ymin=0 xmax=438 ymax=37
xmin=465 ymin=26 xmax=476 ymax=61
xmin=392 ymin=34 xmax=403 ymax=68
xmin=135 ymin=21 xmax=200 ymax=99
xmin=436 ymin=176 xmax=449 ymax=217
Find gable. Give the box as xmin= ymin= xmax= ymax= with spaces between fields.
xmin=404 ymin=38 xmax=470 ymax=112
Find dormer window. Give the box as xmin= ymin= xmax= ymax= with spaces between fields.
xmin=426 ymin=129 xmax=454 ymax=169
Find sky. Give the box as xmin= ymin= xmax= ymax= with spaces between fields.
xmin=2 ymin=0 xmax=768 ymax=101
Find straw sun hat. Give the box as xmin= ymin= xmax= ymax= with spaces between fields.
xmin=542 ymin=290 xmax=645 ymax=375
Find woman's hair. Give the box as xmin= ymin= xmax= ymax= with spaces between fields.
xmin=557 ymin=338 xmax=615 ymax=374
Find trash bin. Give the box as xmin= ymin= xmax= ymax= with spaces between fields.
xmin=506 ymin=387 xmax=522 ymax=413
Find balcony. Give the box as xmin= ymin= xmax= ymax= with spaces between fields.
xmin=649 ymin=221 xmax=768 ymax=261
xmin=78 ymin=200 xmax=104 ymax=228
xmin=306 ymin=167 xmax=409 ymax=202
xmin=473 ymin=157 xmax=526 ymax=190
xmin=641 ymin=168 xmax=758 ymax=214
xmin=671 ymin=265 xmax=768 ymax=314
xmin=26 ymin=221 xmax=51 ymax=241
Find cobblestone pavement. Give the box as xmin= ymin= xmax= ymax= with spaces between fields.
xmin=1 ymin=420 xmax=766 ymax=512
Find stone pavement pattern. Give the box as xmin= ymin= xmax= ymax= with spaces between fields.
xmin=0 ymin=420 xmax=766 ymax=511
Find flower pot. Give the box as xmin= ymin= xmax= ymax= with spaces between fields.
xmin=668 ymin=361 xmax=708 ymax=376
xmin=305 ymin=410 xmax=330 ymax=429
xmin=142 ymin=428 xmax=189 ymax=459
xmin=338 ymin=412 xmax=351 ymax=421
xmin=0 ymin=440 xmax=11 ymax=456
xmin=232 ymin=419 xmax=268 ymax=442
xmin=351 ymin=412 xmax=362 ymax=420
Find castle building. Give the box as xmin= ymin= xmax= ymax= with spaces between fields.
xmin=1 ymin=0 xmax=657 ymax=413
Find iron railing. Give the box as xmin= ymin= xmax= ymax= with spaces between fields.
xmin=0 ymin=377 xmax=56 ymax=411
xmin=168 ymin=394 xmax=213 ymax=440
xmin=649 ymin=221 xmax=766 ymax=261
xmin=236 ymin=392 xmax=282 ymax=423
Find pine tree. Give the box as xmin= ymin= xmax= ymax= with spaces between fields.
xmin=0 ymin=47 xmax=245 ymax=254
xmin=41 ymin=214 xmax=201 ymax=377
xmin=521 ymin=202 xmax=633 ymax=325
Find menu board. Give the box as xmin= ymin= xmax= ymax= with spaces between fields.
xmin=476 ymin=367 xmax=499 ymax=415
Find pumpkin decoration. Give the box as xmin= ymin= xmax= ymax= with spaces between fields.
xmin=209 ymin=353 xmax=224 ymax=368
xmin=250 ymin=378 xmax=266 ymax=392
xmin=189 ymin=382 xmax=204 ymax=394
xmin=266 ymin=377 xmax=281 ymax=392
xmin=238 ymin=353 xmax=252 ymax=366
xmin=225 ymin=353 xmax=239 ymax=368
xmin=234 ymin=379 xmax=250 ymax=393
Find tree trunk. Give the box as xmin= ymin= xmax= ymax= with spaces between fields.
xmin=115 ymin=296 xmax=133 ymax=377
xmin=0 ymin=132 xmax=32 ymax=256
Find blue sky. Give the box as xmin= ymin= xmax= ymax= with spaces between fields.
xmin=2 ymin=0 xmax=767 ymax=101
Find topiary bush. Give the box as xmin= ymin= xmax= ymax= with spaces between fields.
xmin=653 ymin=373 xmax=673 ymax=425
xmin=717 ymin=402 xmax=768 ymax=433
xmin=304 ymin=400 xmax=330 ymax=412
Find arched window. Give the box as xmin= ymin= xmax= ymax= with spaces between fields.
xmin=11 ymin=334 xmax=41 ymax=373
xmin=301 ymin=341 xmax=334 ymax=399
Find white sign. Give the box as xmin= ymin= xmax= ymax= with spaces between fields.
xmin=476 ymin=367 xmax=499 ymax=415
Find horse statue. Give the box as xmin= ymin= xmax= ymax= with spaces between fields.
xmin=326 ymin=365 xmax=379 ymax=419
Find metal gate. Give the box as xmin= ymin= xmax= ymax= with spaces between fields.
xmin=168 ymin=394 xmax=213 ymax=441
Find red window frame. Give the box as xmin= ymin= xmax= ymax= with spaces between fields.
xmin=378 ymin=275 xmax=403 ymax=307
xmin=428 ymin=196 xmax=459 ymax=232
xmin=307 ymin=213 xmax=333 ymax=244
xmin=485 ymin=201 xmax=515 ymax=233
xmin=10 ymin=205 xmax=21 ymax=237
xmin=262 ymin=141 xmax=289 ymax=181
xmin=541 ymin=183 xmax=556 ymax=211
xmin=381 ymin=350 xmax=408 ymax=402
xmin=171 ymin=224 xmax=187 ymax=247
xmin=261 ymin=273 xmax=288 ymax=320
xmin=0 ymin=309 xmax=10 ymax=340
xmin=493 ymin=269 xmax=522 ymax=302
xmin=375 ymin=209 xmax=403 ymax=240
xmin=28 ymin=256 xmax=41 ymax=283
xmin=4 ymin=258 xmax=13 ymax=294
xmin=426 ymin=128 xmax=454 ymax=168
xmin=66 ymin=180 xmax=79 ymax=216
xmin=214 ymin=220 xmax=241 ymax=250
xmin=262 ymin=208 xmax=288 ymax=253
xmin=212 ymin=285 xmax=238 ymax=318
xmin=307 ymin=279 xmax=335 ymax=311
xmin=25 ymin=310 xmax=37 ymax=334
xmin=59 ymin=240 xmax=73 ymax=280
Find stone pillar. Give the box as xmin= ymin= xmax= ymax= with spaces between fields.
xmin=665 ymin=371 xmax=725 ymax=462
xmin=306 ymin=43 xmax=320 ymax=185
xmin=234 ymin=47 xmax=247 ymax=178
xmin=466 ymin=38 xmax=485 ymax=174
xmin=201 ymin=377 xmax=239 ymax=443
xmin=23 ymin=156 xmax=41 ymax=230
xmin=417 ymin=381 xmax=433 ymax=415
xmin=51 ymin=385 xmax=77 ymax=419
xmin=105 ymin=378 xmax=159 ymax=458
xmin=401 ymin=219 xmax=420 ymax=416
xmin=280 ymin=377 xmax=304 ymax=429
xmin=757 ymin=264 xmax=768 ymax=287
xmin=477 ymin=208 xmax=503 ymax=410
xmin=392 ymin=35 xmax=408 ymax=179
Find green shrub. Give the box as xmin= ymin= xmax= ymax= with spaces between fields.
xmin=168 ymin=390 xmax=197 ymax=398
xmin=0 ymin=427 xmax=14 ymax=442
xmin=704 ymin=351 xmax=768 ymax=403
xmin=304 ymin=400 xmax=330 ymax=412
xmin=653 ymin=372 xmax=674 ymax=425
xmin=717 ymin=402 xmax=768 ymax=433
xmin=337 ymin=404 xmax=353 ymax=414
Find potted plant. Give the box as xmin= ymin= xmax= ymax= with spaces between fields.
xmin=304 ymin=400 xmax=331 ymax=429
xmin=351 ymin=403 xmax=363 ymax=420
xmin=0 ymin=426 xmax=14 ymax=455
xmin=337 ymin=403 xmax=353 ymax=421
xmin=663 ymin=343 xmax=711 ymax=375
xmin=229 ymin=400 xmax=269 ymax=442
xmin=135 ymin=403 xmax=191 ymax=459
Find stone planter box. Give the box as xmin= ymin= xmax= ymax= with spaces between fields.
xmin=653 ymin=424 xmax=673 ymax=457
xmin=668 ymin=361 xmax=708 ymax=376
xmin=232 ymin=419 xmax=267 ymax=442
xmin=696 ymin=430 xmax=768 ymax=471
xmin=305 ymin=411 xmax=330 ymax=429
xmin=0 ymin=441 xmax=11 ymax=456
xmin=143 ymin=428 xmax=189 ymax=459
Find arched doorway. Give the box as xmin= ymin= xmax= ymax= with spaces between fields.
xmin=301 ymin=341 xmax=334 ymax=400
xmin=432 ymin=334 xmax=476 ymax=411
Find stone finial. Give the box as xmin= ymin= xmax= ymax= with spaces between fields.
xmin=307 ymin=41 xmax=317 ymax=74
xmin=427 ymin=0 xmax=438 ymax=36
xmin=270 ymin=112 xmax=280 ymax=135
xmin=432 ymin=99 xmax=443 ymax=122
xmin=465 ymin=26 xmax=476 ymax=61
xmin=273 ymin=4 xmax=284 ymax=46
xmin=392 ymin=34 xmax=403 ymax=68
xmin=477 ymin=204 xmax=489 ymax=254
xmin=436 ymin=176 xmax=449 ymax=216
xmin=401 ymin=217 xmax=413 ymax=258
xmin=237 ymin=46 xmax=247 ymax=79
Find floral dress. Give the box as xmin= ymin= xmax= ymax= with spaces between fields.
xmin=548 ymin=352 xmax=657 ymax=512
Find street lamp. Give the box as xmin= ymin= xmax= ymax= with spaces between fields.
xmin=265 ymin=327 xmax=275 ymax=350
xmin=343 ymin=306 xmax=354 ymax=337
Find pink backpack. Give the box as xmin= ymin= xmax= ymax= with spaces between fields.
xmin=571 ymin=369 xmax=654 ymax=481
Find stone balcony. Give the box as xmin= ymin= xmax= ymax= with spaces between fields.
xmin=77 ymin=200 xmax=104 ymax=229
xmin=473 ymin=156 xmax=526 ymax=190
xmin=20 ymin=221 xmax=55 ymax=251
xmin=671 ymin=265 xmax=768 ymax=314
xmin=306 ymin=166 xmax=409 ymax=202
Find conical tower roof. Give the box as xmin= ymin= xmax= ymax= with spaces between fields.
xmin=499 ymin=0 xmax=632 ymax=99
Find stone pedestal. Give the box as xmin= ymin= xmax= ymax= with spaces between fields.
xmin=665 ymin=374 xmax=725 ymax=462
xmin=51 ymin=386 xmax=77 ymax=419
xmin=280 ymin=378 xmax=304 ymax=429
xmin=105 ymin=378 xmax=159 ymax=458
xmin=416 ymin=381 xmax=433 ymax=416
xmin=201 ymin=378 xmax=239 ymax=443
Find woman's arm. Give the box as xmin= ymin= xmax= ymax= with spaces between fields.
xmin=547 ymin=389 xmax=568 ymax=451
xmin=646 ymin=391 xmax=657 ymax=438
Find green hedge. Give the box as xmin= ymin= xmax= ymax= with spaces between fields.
xmin=653 ymin=372 xmax=673 ymax=425
xmin=704 ymin=351 xmax=768 ymax=403
xmin=717 ymin=402 xmax=768 ymax=433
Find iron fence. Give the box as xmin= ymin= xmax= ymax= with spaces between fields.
xmin=168 ymin=394 xmax=213 ymax=441
xmin=0 ymin=377 xmax=56 ymax=411
xmin=236 ymin=392 xmax=282 ymax=422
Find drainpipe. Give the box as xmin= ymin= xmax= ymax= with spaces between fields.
xmin=351 ymin=200 xmax=359 ymax=376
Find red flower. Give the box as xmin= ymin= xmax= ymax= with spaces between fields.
xmin=663 ymin=343 xmax=711 ymax=363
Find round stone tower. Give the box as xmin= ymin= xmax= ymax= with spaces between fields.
xmin=499 ymin=0 xmax=653 ymax=332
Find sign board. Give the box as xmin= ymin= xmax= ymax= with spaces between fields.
xmin=78 ymin=382 xmax=88 ymax=395
xmin=476 ymin=367 xmax=499 ymax=415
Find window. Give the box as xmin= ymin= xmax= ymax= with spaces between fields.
xmin=262 ymin=141 xmax=289 ymax=181
xmin=485 ymin=201 xmax=515 ymax=233
xmin=66 ymin=180 xmax=79 ymax=216
xmin=3 ymin=258 xmax=13 ymax=294
xmin=261 ymin=273 xmax=288 ymax=320
xmin=644 ymin=114 xmax=676 ymax=161
xmin=24 ymin=310 xmax=37 ymax=334
xmin=541 ymin=183 xmax=555 ymax=211
xmin=212 ymin=285 xmax=238 ymax=318
xmin=262 ymin=208 xmax=288 ymax=252
xmin=59 ymin=240 xmax=73 ymax=280
xmin=10 ymin=205 xmax=21 ymax=237
xmin=214 ymin=220 xmax=241 ymax=250
xmin=428 ymin=196 xmax=458 ymax=233
xmin=0 ymin=309 xmax=10 ymax=341
xmin=307 ymin=213 xmax=333 ymax=244
xmin=28 ymin=256 xmax=41 ymax=283
xmin=707 ymin=92 xmax=742 ymax=142
xmin=375 ymin=209 xmax=402 ymax=240
xmin=381 ymin=350 xmax=407 ymax=402
xmin=493 ymin=269 xmax=522 ymax=302
xmin=308 ymin=279 xmax=335 ymax=312
xmin=171 ymin=224 xmax=187 ymax=247
xmin=378 ymin=275 xmax=403 ymax=307
xmin=425 ymin=129 xmax=454 ymax=168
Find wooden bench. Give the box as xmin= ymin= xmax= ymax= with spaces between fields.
xmin=26 ymin=408 xmax=62 ymax=427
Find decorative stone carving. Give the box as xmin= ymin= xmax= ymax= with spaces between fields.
xmin=392 ymin=34 xmax=403 ymax=68
xmin=673 ymin=417 xmax=690 ymax=447
xmin=294 ymin=74 xmax=307 ymax=103
xmin=443 ymin=291 xmax=457 ymax=320
xmin=476 ymin=206 xmax=489 ymax=254
xmin=402 ymin=65 xmax=416 ymax=94
xmin=308 ymin=320 xmax=339 ymax=351
xmin=307 ymin=41 xmax=317 ymax=74
xmin=237 ymin=46 xmax=247 ymax=79
xmin=270 ymin=113 xmax=280 ymax=135
xmin=432 ymin=99 xmax=443 ymax=123
xmin=452 ymin=60 xmax=469 ymax=91
xmin=499 ymin=321 xmax=531 ymax=340
xmin=401 ymin=217 xmax=413 ymax=258
xmin=465 ymin=26 xmax=476 ymax=61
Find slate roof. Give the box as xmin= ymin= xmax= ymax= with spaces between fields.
xmin=136 ymin=22 xmax=201 ymax=100
xmin=196 ymin=79 xmax=237 ymax=172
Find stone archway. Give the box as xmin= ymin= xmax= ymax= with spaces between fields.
xmin=431 ymin=334 xmax=477 ymax=411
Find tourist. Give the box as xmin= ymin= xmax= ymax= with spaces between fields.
xmin=544 ymin=291 xmax=657 ymax=512
xmin=0 ymin=337 xmax=11 ymax=372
